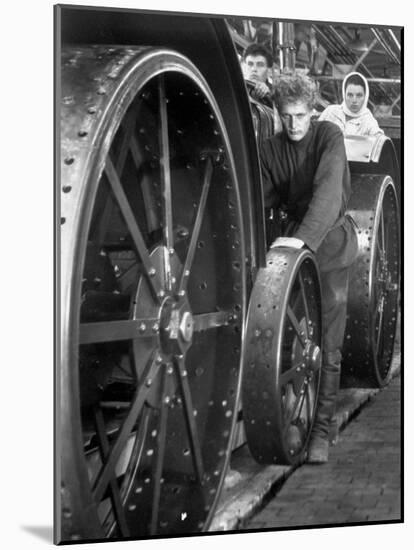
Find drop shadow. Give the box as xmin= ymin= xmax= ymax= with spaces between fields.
xmin=21 ymin=525 xmax=53 ymax=543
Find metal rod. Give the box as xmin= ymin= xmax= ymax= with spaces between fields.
xmin=371 ymin=28 xmax=400 ymax=65
xmin=314 ymin=76 xmax=401 ymax=84
xmin=278 ymin=22 xmax=284 ymax=70
xmin=390 ymin=94 xmax=401 ymax=110
xmin=351 ymin=38 xmax=378 ymax=71
xmin=389 ymin=29 xmax=401 ymax=51
xmin=158 ymin=74 xmax=174 ymax=292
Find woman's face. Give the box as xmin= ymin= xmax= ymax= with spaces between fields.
xmin=345 ymin=83 xmax=366 ymax=113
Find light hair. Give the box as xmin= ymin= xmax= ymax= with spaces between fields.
xmin=273 ymin=74 xmax=319 ymax=110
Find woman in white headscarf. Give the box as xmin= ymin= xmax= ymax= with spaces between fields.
xmin=319 ymin=72 xmax=384 ymax=136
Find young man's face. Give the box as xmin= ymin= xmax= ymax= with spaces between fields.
xmin=345 ymin=84 xmax=365 ymax=113
xmin=279 ymin=101 xmax=312 ymax=142
xmin=244 ymin=55 xmax=269 ymax=83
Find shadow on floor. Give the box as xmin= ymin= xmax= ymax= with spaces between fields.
xmin=21 ymin=525 xmax=53 ymax=543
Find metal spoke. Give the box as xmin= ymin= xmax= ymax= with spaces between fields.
xmin=375 ymin=297 xmax=385 ymax=356
xmin=174 ymin=356 xmax=205 ymax=484
xmin=96 ymin=113 xmax=137 ymax=246
xmin=104 ymin=157 xmax=161 ymax=300
xmin=150 ymin=370 xmax=170 ymax=535
xmin=93 ymin=354 xmax=162 ymax=503
xmin=290 ymin=288 xmax=301 ymax=314
xmin=298 ymin=272 xmax=310 ymax=339
xmin=305 ymin=383 xmax=313 ymax=427
xmin=193 ymin=311 xmax=229 ymax=332
xmin=129 ymin=135 xmax=161 ymax=235
xmin=115 ymin=111 xmax=137 ymax=174
xmin=94 ymin=407 xmax=130 ymax=537
xmin=80 ymin=318 xmax=159 ymax=344
xmin=178 ymin=158 xmax=213 ymax=293
xmin=379 ymin=207 xmax=386 ymax=256
xmin=295 ymin=381 xmax=308 ymax=422
xmin=283 ymin=380 xmax=306 ymax=435
xmin=280 ymin=362 xmax=304 ymax=386
xmin=287 ymin=306 xmax=307 ymax=347
xmin=158 ymin=75 xmax=174 ymax=292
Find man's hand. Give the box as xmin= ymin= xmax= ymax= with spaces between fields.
xmin=251 ymin=81 xmax=270 ymax=100
xmin=270 ymin=237 xmax=304 ymax=249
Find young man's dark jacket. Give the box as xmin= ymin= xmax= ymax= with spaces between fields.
xmin=260 ymin=120 xmax=358 ymax=271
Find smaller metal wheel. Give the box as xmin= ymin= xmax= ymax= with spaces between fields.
xmin=242 ymin=248 xmax=322 ymax=465
xmin=343 ymin=174 xmax=400 ymax=387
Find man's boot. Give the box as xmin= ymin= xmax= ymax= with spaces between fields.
xmin=307 ymin=359 xmax=341 ymax=464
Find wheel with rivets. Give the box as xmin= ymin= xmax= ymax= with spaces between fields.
xmin=242 ymin=248 xmax=322 ymax=465
xmin=59 ymin=46 xmax=246 ymax=540
xmin=342 ymin=174 xmax=400 ymax=387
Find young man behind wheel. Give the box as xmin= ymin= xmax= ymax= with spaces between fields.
xmin=260 ymin=74 xmax=359 ymax=463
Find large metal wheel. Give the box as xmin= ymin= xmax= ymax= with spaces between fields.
xmin=242 ymin=248 xmax=322 ymax=465
xmin=59 ymin=46 xmax=246 ymax=540
xmin=342 ymin=174 xmax=400 ymax=387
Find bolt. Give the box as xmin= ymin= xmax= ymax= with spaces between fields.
xmin=146 ymin=379 xmax=152 ymax=387
xmin=158 ymin=290 xmax=165 ymax=298
xmin=182 ymin=370 xmax=188 ymax=377
xmin=184 ymin=270 xmax=190 ymax=277
xmin=139 ymin=323 xmax=146 ymax=333
xmin=149 ymin=268 xmax=156 ymax=277
xmin=152 ymin=323 xmax=160 ymax=333
xmin=167 ymin=365 xmax=173 ymax=375
xmin=178 ymin=290 xmax=186 ymax=297
xmin=169 ymin=248 xmax=175 ymax=255
xmin=164 ymin=396 xmax=171 ymax=405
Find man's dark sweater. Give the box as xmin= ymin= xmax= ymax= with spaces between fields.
xmin=260 ymin=120 xmax=357 ymax=272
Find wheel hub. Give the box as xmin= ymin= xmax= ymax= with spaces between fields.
xmin=304 ymin=341 xmax=321 ymax=373
xmin=160 ymin=298 xmax=194 ymax=354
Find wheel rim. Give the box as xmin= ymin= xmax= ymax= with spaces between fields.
xmin=242 ymin=248 xmax=322 ymax=465
xmin=343 ymin=175 xmax=400 ymax=387
xmin=60 ymin=46 xmax=246 ymax=539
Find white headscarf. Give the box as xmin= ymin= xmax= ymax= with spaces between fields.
xmin=341 ymin=71 xmax=370 ymax=118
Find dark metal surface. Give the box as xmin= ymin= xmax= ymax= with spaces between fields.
xmin=346 ymin=134 xmax=400 ymax=194
xmin=59 ymin=45 xmax=249 ymax=540
xmin=343 ymin=174 xmax=400 ymax=387
xmin=242 ymin=248 xmax=322 ymax=465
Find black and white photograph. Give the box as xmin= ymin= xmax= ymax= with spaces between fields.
xmin=2 ymin=0 xmax=410 ymax=548
xmin=55 ymin=1 xmax=403 ymax=545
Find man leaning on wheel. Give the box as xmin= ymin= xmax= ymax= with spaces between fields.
xmin=260 ymin=73 xmax=359 ymax=463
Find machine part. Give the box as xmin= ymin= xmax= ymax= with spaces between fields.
xmin=59 ymin=46 xmax=247 ymax=540
xmin=342 ymin=174 xmax=400 ymax=387
xmin=345 ymin=134 xmax=400 ymax=194
xmin=242 ymin=248 xmax=322 ymax=465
